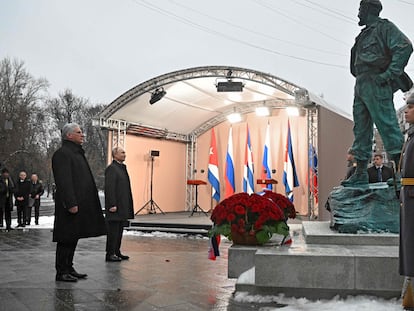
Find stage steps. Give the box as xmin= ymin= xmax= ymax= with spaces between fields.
xmin=128 ymin=212 xmax=212 ymax=235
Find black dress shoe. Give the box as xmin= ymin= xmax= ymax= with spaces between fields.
xmin=56 ymin=273 xmax=78 ymax=282
xmin=69 ymin=270 xmax=88 ymax=279
xmin=106 ymin=254 xmax=122 ymax=262
xmin=116 ymin=253 xmax=130 ymax=260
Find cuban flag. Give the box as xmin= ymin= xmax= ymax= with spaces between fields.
xmin=309 ymin=144 xmax=318 ymax=203
xmin=243 ymin=125 xmax=254 ymax=194
xmin=261 ymin=123 xmax=272 ymax=190
xmin=283 ymin=120 xmax=299 ymax=202
xmin=225 ymin=127 xmax=235 ymax=198
xmin=208 ymin=128 xmax=220 ymax=203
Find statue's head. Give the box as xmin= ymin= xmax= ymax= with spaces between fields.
xmin=358 ymin=0 xmax=382 ymax=26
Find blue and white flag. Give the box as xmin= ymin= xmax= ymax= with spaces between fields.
xmin=243 ymin=125 xmax=254 ymax=194
xmin=261 ymin=123 xmax=272 ymax=190
xmin=283 ymin=120 xmax=299 ymax=202
xmin=208 ymin=128 xmax=220 ymax=202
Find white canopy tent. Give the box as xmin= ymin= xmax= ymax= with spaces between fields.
xmin=97 ymin=66 xmax=353 ymax=219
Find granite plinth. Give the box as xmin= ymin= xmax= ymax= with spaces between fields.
xmin=230 ymin=222 xmax=403 ymax=299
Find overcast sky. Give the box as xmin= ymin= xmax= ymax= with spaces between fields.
xmin=1 ymin=0 xmax=414 ymax=116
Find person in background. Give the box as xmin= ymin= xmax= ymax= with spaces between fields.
xmin=14 ymin=170 xmax=31 ymax=228
xmin=29 ymin=174 xmax=44 ymax=225
xmin=0 ymin=168 xmax=15 ymax=231
xmin=399 ymin=92 xmax=414 ymax=309
xmin=367 ymin=153 xmax=394 ymax=183
xmin=104 ymin=146 xmax=134 ymax=262
xmin=345 ymin=148 xmax=357 ymax=180
xmin=52 ymin=123 xmax=106 ymax=282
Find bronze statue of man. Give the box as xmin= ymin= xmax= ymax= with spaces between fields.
xmin=342 ymin=0 xmax=413 ymax=186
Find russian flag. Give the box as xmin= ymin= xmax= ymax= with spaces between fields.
xmin=225 ymin=127 xmax=235 ymax=198
xmin=261 ymin=123 xmax=272 ymax=190
xmin=283 ymin=120 xmax=299 ymax=202
xmin=243 ymin=125 xmax=254 ymax=194
xmin=208 ymin=128 xmax=220 ymax=203
xmin=309 ymin=144 xmax=318 ymax=203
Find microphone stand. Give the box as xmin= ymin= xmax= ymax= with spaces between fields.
xmin=135 ymin=155 xmax=164 ymax=215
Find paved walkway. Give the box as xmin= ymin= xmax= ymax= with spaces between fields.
xmin=0 ymin=228 xmax=241 ymax=310
xmin=0 ymin=197 xmax=279 ymax=310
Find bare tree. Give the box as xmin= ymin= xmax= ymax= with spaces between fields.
xmin=0 ymin=57 xmax=48 ymax=178
xmin=45 ymin=90 xmax=107 ymax=188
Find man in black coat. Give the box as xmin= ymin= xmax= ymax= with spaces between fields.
xmin=29 ymin=173 xmax=44 ymax=225
xmin=0 ymin=168 xmax=15 ymax=231
xmin=400 ymin=92 xmax=414 ymax=308
xmin=52 ymin=123 xmax=106 ymax=282
xmin=14 ymin=171 xmax=31 ymax=227
xmin=367 ymin=153 xmax=394 ymax=183
xmin=105 ymin=146 xmax=134 ymax=262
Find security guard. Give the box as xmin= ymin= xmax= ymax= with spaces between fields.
xmin=400 ymin=92 xmax=414 ymax=309
xmin=342 ymin=0 xmax=413 ymax=186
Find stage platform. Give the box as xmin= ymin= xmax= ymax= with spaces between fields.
xmin=129 ymin=211 xmax=213 ymax=235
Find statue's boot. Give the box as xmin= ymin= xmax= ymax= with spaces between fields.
xmin=341 ymin=160 xmax=368 ymax=187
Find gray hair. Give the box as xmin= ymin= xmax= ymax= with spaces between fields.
xmin=61 ymin=123 xmax=80 ymax=140
xmin=112 ymin=146 xmax=124 ymax=157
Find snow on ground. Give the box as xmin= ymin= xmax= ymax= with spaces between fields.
xmin=13 ymin=216 xmax=404 ymax=310
xmin=233 ymin=292 xmax=403 ymax=310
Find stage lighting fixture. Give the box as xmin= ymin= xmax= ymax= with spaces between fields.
xmin=227 ymin=112 xmax=242 ymax=123
xmin=286 ymin=106 xmax=299 ymax=116
xmin=255 ymin=106 xmax=270 ymax=117
xmin=216 ymin=81 xmax=244 ymax=92
xmin=149 ymin=88 xmax=166 ymax=105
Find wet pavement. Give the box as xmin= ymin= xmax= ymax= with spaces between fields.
xmin=0 ymin=228 xmax=244 ymax=311
xmin=0 ymin=196 xmax=293 ymax=310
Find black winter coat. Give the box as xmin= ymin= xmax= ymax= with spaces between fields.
xmin=0 ymin=176 xmax=14 ymax=211
xmin=400 ymin=126 xmax=414 ymax=277
xmin=52 ymin=140 xmax=106 ymax=243
xmin=14 ymin=179 xmax=31 ymax=207
xmin=104 ymin=160 xmax=134 ymax=221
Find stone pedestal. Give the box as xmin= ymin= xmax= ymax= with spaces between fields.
xmin=229 ymin=221 xmax=402 ymax=299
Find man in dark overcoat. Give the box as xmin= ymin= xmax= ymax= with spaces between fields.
xmin=0 ymin=168 xmax=15 ymax=231
xmin=52 ymin=123 xmax=106 ymax=282
xmin=104 ymin=146 xmax=134 ymax=262
xmin=14 ymin=171 xmax=31 ymax=227
xmin=400 ymin=92 xmax=414 ymax=307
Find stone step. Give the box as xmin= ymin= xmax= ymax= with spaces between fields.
xmin=303 ymin=221 xmax=398 ymax=246
xmin=126 ymin=226 xmax=208 ymax=236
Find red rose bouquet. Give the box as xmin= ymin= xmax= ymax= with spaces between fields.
xmin=209 ymin=192 xmax=292 ymax=245
xmin=262 ymin=191 xmax=296 ymax=219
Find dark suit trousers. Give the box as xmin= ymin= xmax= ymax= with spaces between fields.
xmin=16 ymin=205 xmax=26 ymax=226
xmin=55 ymin=240 xmax=78 ymax=275
xmin=1 ymin=197 xmax=12 ymax=229
xmin=106 ymin=221 xmax=124 ymax=256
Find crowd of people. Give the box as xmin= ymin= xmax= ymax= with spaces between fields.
xmin=0 ymin=169 xmax=45 ymax=231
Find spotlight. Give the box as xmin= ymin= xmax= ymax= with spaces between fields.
xmin=255 ymin=106 xmax=270 ymax=117
xmin=227 ymin=112 xmax=242 ymax=123
xmin=286 ymin=107 xmax=299 ymax=116
xmin=149 ymin=88 xmax=166 ymax=105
